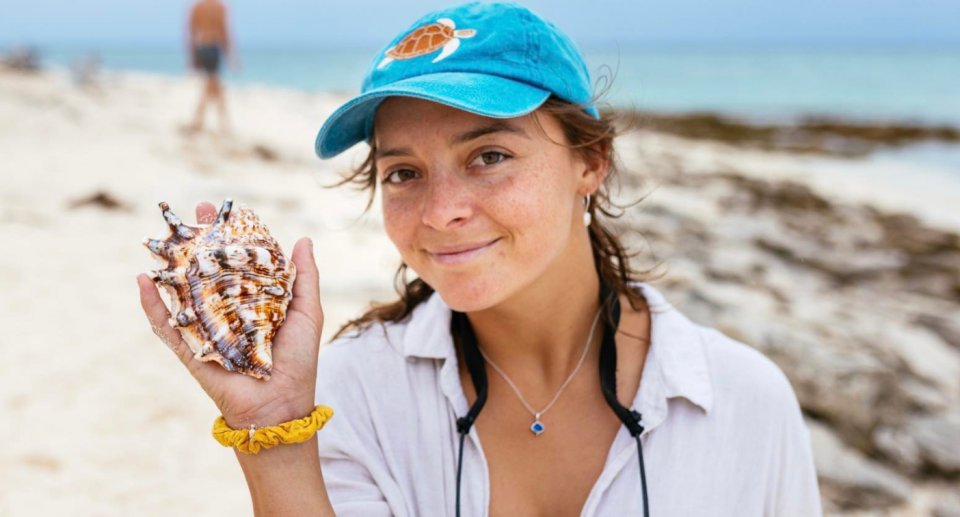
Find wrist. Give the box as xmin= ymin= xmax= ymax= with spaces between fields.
xmin=224 ymin=400 xmax=317 ymax=430
xmin=214 ymin=405 xmax=334 ymax=455
xmin=235 ymin=434 xmax=321 ymax=463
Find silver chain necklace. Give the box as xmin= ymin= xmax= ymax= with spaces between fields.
xmin=477 ymin=305 xmax=603 ymax=436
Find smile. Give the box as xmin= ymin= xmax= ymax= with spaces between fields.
xmin=428 ymin=238 xmax=501 ymax=266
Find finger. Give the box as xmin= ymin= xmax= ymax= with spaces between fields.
xmin=137 ymin=273 xmax=195 ymax=368
xmin=196 ymin=201 xmax=217 ymax=224
xmin=287 ymin=237 xmax=323 ymax=328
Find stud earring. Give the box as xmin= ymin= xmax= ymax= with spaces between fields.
xmin=582 ymin=194 xmax=592 ymax=227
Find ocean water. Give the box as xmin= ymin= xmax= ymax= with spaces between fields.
xmin=36 ymin=46 xmax=960 ymax=126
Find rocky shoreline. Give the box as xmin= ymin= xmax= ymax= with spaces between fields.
xmin=627 ymin=111 xmax=960 ymax=158
xmin=614 ymin=156 xmax=960 ymax=515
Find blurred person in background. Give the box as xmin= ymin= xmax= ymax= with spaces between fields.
xmin=185 ymin=0 xmax=237 ymax=135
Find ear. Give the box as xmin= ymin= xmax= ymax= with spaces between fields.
xmin=576 ymin=141 xmax=611 ymax=196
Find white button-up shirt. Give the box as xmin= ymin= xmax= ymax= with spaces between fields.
xmin=315 ymin=282 xmax=823 ymax=516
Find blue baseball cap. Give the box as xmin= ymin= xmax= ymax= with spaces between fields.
xmin=314 ymin=1 xmax=597 ymax=159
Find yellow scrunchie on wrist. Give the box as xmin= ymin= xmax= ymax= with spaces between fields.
xmin=212 ymin=405 xmax=334 ymax=454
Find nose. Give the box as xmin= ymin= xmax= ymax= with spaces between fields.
xmin=421 ymin=168 xmax=473 ymax=231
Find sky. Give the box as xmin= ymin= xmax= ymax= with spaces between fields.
xmin=1 ymin=0 xmax=959 ymax=49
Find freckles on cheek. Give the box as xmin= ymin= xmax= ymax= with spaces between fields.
xmin=382 ymin=200 xmax=417 ymax=249
xmin=497 ymin=167 xmax=558 ymax=242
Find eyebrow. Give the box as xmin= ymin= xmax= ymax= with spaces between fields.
xmin=374 ymin=121 xmax=530 ymax=160
xmin=449 ymin=121 xmax=530 ymax=145
xmin=375 ymin=146 xmax=415 ymax=160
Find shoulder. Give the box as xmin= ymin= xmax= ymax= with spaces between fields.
xmin=690 ymin=321 xmax=822 ymax=510
xmin=693 ymin=321 xmax=802 ymax=418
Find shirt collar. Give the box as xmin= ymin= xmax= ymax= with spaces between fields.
xmin=402 ymin=289 xmax=455 ymax=360
xmin=401 ymin=282 xmax=714 ymax=417
xmin=635 ymin=282 xmax=714 ymax=415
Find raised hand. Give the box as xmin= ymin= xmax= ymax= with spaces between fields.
xmin=137 ymin=201 xmax=324 ymax=429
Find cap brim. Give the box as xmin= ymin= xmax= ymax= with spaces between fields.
xmin=314 ymin=72 xmax=552 ymax=159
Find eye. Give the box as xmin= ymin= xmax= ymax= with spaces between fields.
xmin=383 ymin=168 xmax=419 ymax=185
xmin=470 ymin=151 xmax=510 ymax=168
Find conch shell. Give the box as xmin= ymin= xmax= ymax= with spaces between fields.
xmin=142 ymin=199 xmax=295 ymax=380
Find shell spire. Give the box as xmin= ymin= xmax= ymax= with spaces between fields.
xmin=160 ymin=202 xmax=196 ymax=240
xmin=142 ymin=199 xmax=296 ymax=380
xmin=215 ymin=198 xmax=233 ymax=227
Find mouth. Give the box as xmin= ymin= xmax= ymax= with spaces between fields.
xmin=427 ymin=238 xmax=501 ymax=266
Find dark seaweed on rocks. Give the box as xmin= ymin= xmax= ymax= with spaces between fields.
xmin=622 ymin=111 xmax=960 ymax=157
xmin=1 ymin=47 xmax=41 ymax=73
xmin=620 ymin=164 xmax=960 ymax=508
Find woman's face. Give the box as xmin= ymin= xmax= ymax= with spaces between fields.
xmin=373 ymin=97 xmax=598 ymax=312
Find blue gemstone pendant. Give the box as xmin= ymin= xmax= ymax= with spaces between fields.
xmin=531 ymin=414 xmax=545 ymax=436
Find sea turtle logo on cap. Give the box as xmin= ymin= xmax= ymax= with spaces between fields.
xmin=377 ymin=18 xmax=477 ymax=70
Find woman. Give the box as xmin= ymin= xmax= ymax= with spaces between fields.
xmin=137 ymin=2 xmax=822 ymax=516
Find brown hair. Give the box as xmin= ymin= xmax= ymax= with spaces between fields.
xmin=324 ymin=75 xmax=656 ymax=341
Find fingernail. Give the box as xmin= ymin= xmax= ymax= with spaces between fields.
xmin=309 ymin=238 xmax=314 ymax=256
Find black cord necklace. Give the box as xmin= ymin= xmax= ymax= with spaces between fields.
xmin=452 ymin=279 xmax=650 ymax=516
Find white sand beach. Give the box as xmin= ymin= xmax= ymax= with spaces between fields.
xmin=1 ymin=67 xmax=958 ymax=516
